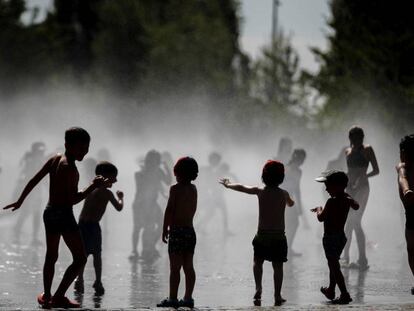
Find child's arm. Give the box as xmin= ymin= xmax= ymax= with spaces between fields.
xmin=72 ymin=175 xmax=106 ymax=205
xmin=3 ymin=156 xmax=55 ymax=211
xmin=398 ymin=163 xmax=414 ymax=205
xmin=366 ymin=146 xmax=380 ymax=177
xmin=311 ymin=200 xmax=331 ymax=222
xmin=108 ymin=190 xmax=124 ymax=211
xmin=283 ymin=190 xmax=295 ymax=207
xmin=219 ymin=178 xmax=260 ymax=195
xmin=162 ymin=186 xmax=176 ymax=243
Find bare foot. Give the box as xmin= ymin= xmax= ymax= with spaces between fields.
xmin=274 ymin=297 xmax=286 ymax=306
xmin=253 ymin=289 xmax=262 ymax=300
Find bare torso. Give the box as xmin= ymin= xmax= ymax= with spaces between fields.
xmin=79 ymin=188 xmax=111 ymax=222
xmin=257 ymin=187 xmax=287 ymax=231
xmin=170 ymin=183 xmax=197 ymax=228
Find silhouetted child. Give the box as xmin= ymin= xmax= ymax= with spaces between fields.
xmin=220 ymin=160 xmax=294 ymax=306
xmin=74 ymin=161 xmax=124 ymax=295
xmin=283 ymin=148 xmax=307 ymax=256
xmin=397 ymin=135 xmax=414 ymax=294
xmin=157 ymin=157 xmax=198 ymax=308
xmin=3 ymin=127 xmax=106 ymax=308
xmin=312 ymin=170 xmax=359 ymax=304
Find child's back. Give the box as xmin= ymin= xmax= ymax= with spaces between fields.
xmin=257 ymin=187 xmax=287 ymax=231
xmin=79 ymin=188 xmax=118 ymax=223
xmin=169 ymin=183 xmax=197 ymax=228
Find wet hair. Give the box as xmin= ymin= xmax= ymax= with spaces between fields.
xmin=349 ymin=126 xmax=364 ymax=144
xmin=95 ymin=161 xmax=118 ymax=178
xmin=262 ymin=160 xmax=285 ymax=186
xmin=174 ymin=157 xmax=198 ymax=181
xmin=400 ymin=134 xmax=414 ymax=161
xmin=65 ymin=127 xmax=90 ymax=145
xmin=290 ymin=148 xmax=306 ymax=164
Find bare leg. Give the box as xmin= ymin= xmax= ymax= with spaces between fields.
xmin=54 ymin=231 xmax=87 ymax=298
xmin=328 ymin=259 xmax=348 ymax=295
xmin=93 ymin=253 xmax=102 ymax=283
xmin=169 ymin=253 xmax=183 ymax=300
xmin=43 ymin=233 xmax=61 ymax=298
xmin=253 ymin=257 xmax=264 ymax=299
xmin=343 ymin=216 xmax=354 ymax=262
xmin=272 ymin=261 xmax=284 ymax=302
xmin=182 ymin=252 xmax=196 ymax=300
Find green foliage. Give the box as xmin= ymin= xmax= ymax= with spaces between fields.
xmin=312 ymin=0 xmax=414 ymax=133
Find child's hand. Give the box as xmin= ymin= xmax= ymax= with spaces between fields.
xmin=3 ymin=201 xmax=22 ymax=211
xmin=116 ymin=191 xmax=124 ymax=200
xmin=92 ymin=175 xmax=107 ymax=188
xmin=310 ymin=206 xmax=322 ymax=213
xmin=219 ymin=178 xmax=230 ymax=187
xmin=162 ymin=229 xmax=169 ymax=243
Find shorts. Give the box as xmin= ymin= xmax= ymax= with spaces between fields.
xmin=252 ymin=230 xmax=288 ymax=262
xmin=168 ymin=227 xmax=196 ymax=254
xmin=43 ymin=206 xmax=78 ymax=234
xmin=323 ymin=232 xmax=347 ymax=260
xmin=79 ymin=221 xmax=102 ymax=255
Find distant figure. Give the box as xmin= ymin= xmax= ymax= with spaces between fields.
xmin=13 ymin=142 xmax=47 ymax=244
xmin=312 ymin=170 xmax=359 ymax=304
xmin=74 ymin=161 xmax=124 ymax=295
xmin=276 ymin=137 xmax=293 ymax=164
xmin=220 ymin=160 xmax=294 ymax=306
xmin=130 ymin=150 xmax=172 ymax=259
xmin=200 ymin=152 xmax=232 ymax=235
xmin=343 ymin=126 xmax=379 ymax=270
xmin=3 ymin=127 xmax=106 ymax=308
xmin=397 ymin=135 xmax=414 ymax=294
xmin=283 ymin=149 xmax=307 ymax=256
xmin=157 ymin=157 xmax=199 ymax=308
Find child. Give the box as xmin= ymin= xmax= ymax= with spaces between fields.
xmin=3 ymin=127 xmax=106 ymax=308
xmin=157 ymin=157 xmax=198 ymax=308
xmin=74 ymin=161 xmax=124 ymax=295
xmin=397 ymin=134 xmax=414 ymax=294
xmin=220 ymin=160 xmax=294 ymax=305
xmin=312 ymin=170 xmax=359 ymax=304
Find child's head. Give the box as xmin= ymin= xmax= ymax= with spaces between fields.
xmin=174 ymin=157 xmax=198 ymax=183
xmin=289 ymin=148 xmax=306 ymax=166
xmin=144 ymin=150 xmax=161 ymax=168
xmin=95 ymin=161 xmax=118 ymax=186
xmin=348 ymin=126 xmax=364 ymax=147
xmin=316 ymin=170 xmax=348 ymax=197
xmin=262 ymin=160 xmax=285 ymax=187
xmin=208 ymin=152 xmax=222 ymax=167
xmin=65 ymin=127 xmax=90 ymax=161
xmin=400 ymin=134 xmax=414 ymax=164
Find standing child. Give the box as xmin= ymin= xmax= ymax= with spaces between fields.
xmin=397 ymin=134 xmax=414 ymax=294
xmin=312 ymin=170 xmax=359 ymax=304
xmin=3 ymin=127 xmax=106 ymax=308
xmin=157 ymin=157 xmax=199 ymax=308
xmin=74 ymin=161 xmax=124 ymax=295
xmin=220 ymin=160 xmax=294 ymax=306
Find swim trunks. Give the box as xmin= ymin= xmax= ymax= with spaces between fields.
xmin=323 ymin=232 xmax=347 ymax=260
xmin=43 ymin=206 xmax=78 ymax=234
xmin=252 ymin=230 xmax=288 ymax=262
xmin=79 ymin=221 xmax=102 ymax=255
xmin=168 ymin=227 xmax=196 ymax=254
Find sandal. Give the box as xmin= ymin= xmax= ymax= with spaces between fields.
xmin=274 ymin=298 xmax=286 ymax=306
xmin=332 ymin=293 xmax=352 ymax=305
xmin=178 ymin=298 xmax=194 ymax=308
xmin=320 ymin=287 xmax=335 ymax=300
xmin=37 ymin=293 xmax=51 ymax=309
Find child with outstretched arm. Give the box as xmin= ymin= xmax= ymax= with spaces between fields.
xmin=312 ymin=170 xmax=359 ymax=304
xmin=74 ymin=161 xmax=124 ymax=295
xmin=157 ymin=157 xmax=199 ymax=308
xmin=220 ymin=160 xmax=294 ymax=306
xmin=3 ymin=127 xmax=107 ymax=308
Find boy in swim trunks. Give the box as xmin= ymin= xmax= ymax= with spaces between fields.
xmin=397 ymin=134 xmax=414 ymax=294
xmin=74 ymin=161 xmax=124 ymax=295
xmin=157 ymin=157 xmax=198 ymax=308
xmin=3 ymin=127 xmax=106 ymax=308
xmin=220 ymin=160 xmax=294 ymax=306
xmin=312 ymin=170 xmax=359 ymax=304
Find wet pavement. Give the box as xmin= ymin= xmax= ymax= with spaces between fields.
xmin=0 ymin=194 xmax=413 ymax=310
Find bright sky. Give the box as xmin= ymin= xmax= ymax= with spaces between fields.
xmin=25 ymin=0 xmax=330 ymax=72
